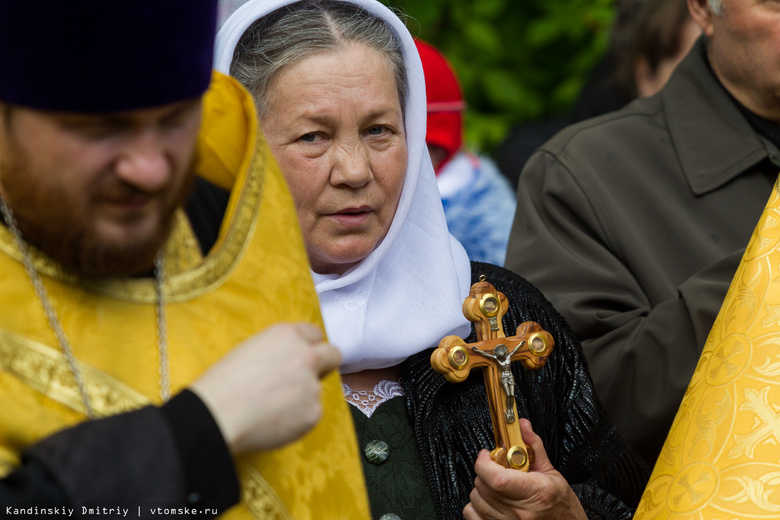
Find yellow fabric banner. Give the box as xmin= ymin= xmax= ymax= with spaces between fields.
xmin=635 ymin=177 xmax=780 ymax=518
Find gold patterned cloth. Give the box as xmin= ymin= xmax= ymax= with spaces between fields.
xmin=635 ymin=176 xmax=780 ymax=518
xmin=0 ymin=72 xmax=370 ymax=520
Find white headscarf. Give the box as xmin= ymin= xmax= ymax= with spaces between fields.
xmin=215 ymin=0 xmax=472 ymax=373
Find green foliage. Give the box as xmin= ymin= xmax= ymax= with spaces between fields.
xmin=384 ymin=0 xmax=616 ymax=154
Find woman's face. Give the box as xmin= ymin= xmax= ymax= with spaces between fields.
xmin=262 ymin=43 xmax=407 ymax=275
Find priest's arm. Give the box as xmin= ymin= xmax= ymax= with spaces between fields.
xmin=0 ymin=323 xmax=341 ymax=513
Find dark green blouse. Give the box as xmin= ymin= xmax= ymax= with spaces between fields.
xmin=349 ymin=397 xmax=438 ymax=520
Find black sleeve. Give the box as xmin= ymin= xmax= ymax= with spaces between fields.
xmin=0 ymin=390 xmax=239 ymax=519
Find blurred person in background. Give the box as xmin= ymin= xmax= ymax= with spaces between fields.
xmin=505 ymin=0 xmax=780 ymax=466
xmin=497 ymin=0 xmax=699 ymax=189
xmin=417 ymin=40 xmax=516 ymax=266
xmin=615 ymin=0 xmax=701 ymax=99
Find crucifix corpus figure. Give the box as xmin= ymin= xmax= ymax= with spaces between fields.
xmin=473 ymin=343 xmax=522 ymax=422
xmin=431 ymin=276 xmax=554 ymax=471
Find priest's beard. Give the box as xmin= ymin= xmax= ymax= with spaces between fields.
xmin=0 ymin=149 xmax=196 ymax=278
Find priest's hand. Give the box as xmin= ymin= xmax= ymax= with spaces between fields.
xmin=190 ymin=322 xmax=341 ymax=455
xmin=463 ymin=419 xmax=588 ymax=520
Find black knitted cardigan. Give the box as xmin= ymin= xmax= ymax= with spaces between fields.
xmin=400 ymin=262 xmax=650 ymax=520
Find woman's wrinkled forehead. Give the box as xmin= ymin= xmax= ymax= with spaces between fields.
xmin=228 ymin=0 xmax=407 ymax=122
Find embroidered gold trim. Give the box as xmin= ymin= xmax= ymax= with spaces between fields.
xmin=239 ymin=463 xmax=294 ymax=520
xmin=0 ymin=329 xmax=147 ymax=416
xmin=162 ymin=211 xmax=204 ymax=275
xmin=164 ymin=136 xmax=266 ymax=302
xmin=0 ymin=329 xmax=287 ymax=519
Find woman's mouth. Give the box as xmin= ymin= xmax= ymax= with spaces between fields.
xmin=330 ymin=206 xmax=372 ymax=226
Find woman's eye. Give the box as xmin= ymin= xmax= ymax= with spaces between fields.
xmin=300 ymin=133 xmax=321 ymax=143
xmin=367 ymin=125 xmax=385 ymax=136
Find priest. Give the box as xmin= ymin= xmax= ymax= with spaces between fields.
xmin=0 ymin=1 xmax=369 ymax=518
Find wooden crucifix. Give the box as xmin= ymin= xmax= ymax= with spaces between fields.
xmin=431 ymin=275 xmax=554 ymax=471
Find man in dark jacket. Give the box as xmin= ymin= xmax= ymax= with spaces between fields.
xmin=505 ymin=0 xmax=780 ymax=466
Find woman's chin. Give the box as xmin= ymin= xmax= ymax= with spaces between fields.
xmin=309 ymin=247 xmax=376 ymax=276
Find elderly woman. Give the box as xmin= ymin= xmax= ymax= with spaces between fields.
xmin=213 ymin=1 xmax=649 ymax=519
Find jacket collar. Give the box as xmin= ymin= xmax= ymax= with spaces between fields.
xmin=662 ymin=37 xmax=777 ymax=195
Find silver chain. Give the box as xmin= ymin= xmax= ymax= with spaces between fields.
xmin=154 ymin=255 xmax=170 ymax=402
xmin=0 ymin=197 xmax=170 ymax=419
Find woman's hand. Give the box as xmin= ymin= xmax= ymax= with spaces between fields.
xmin=463 ymin=418 xmax=588 ymax=520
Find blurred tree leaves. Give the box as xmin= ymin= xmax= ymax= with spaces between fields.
xmin=384 ymin=0 xmax=615 ymax=154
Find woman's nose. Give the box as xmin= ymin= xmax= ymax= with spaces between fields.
xmin=330 ymin=141 xmax=372 ymax=188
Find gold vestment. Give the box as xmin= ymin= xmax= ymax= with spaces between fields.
xmin=0 ymin=72 xmax=370 ymax=520
xmin=635 ymin=177 xmax=780 ymax=518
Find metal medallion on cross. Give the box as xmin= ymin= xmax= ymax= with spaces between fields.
xmin=431 ymin=275 xmax=554 ymax=471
